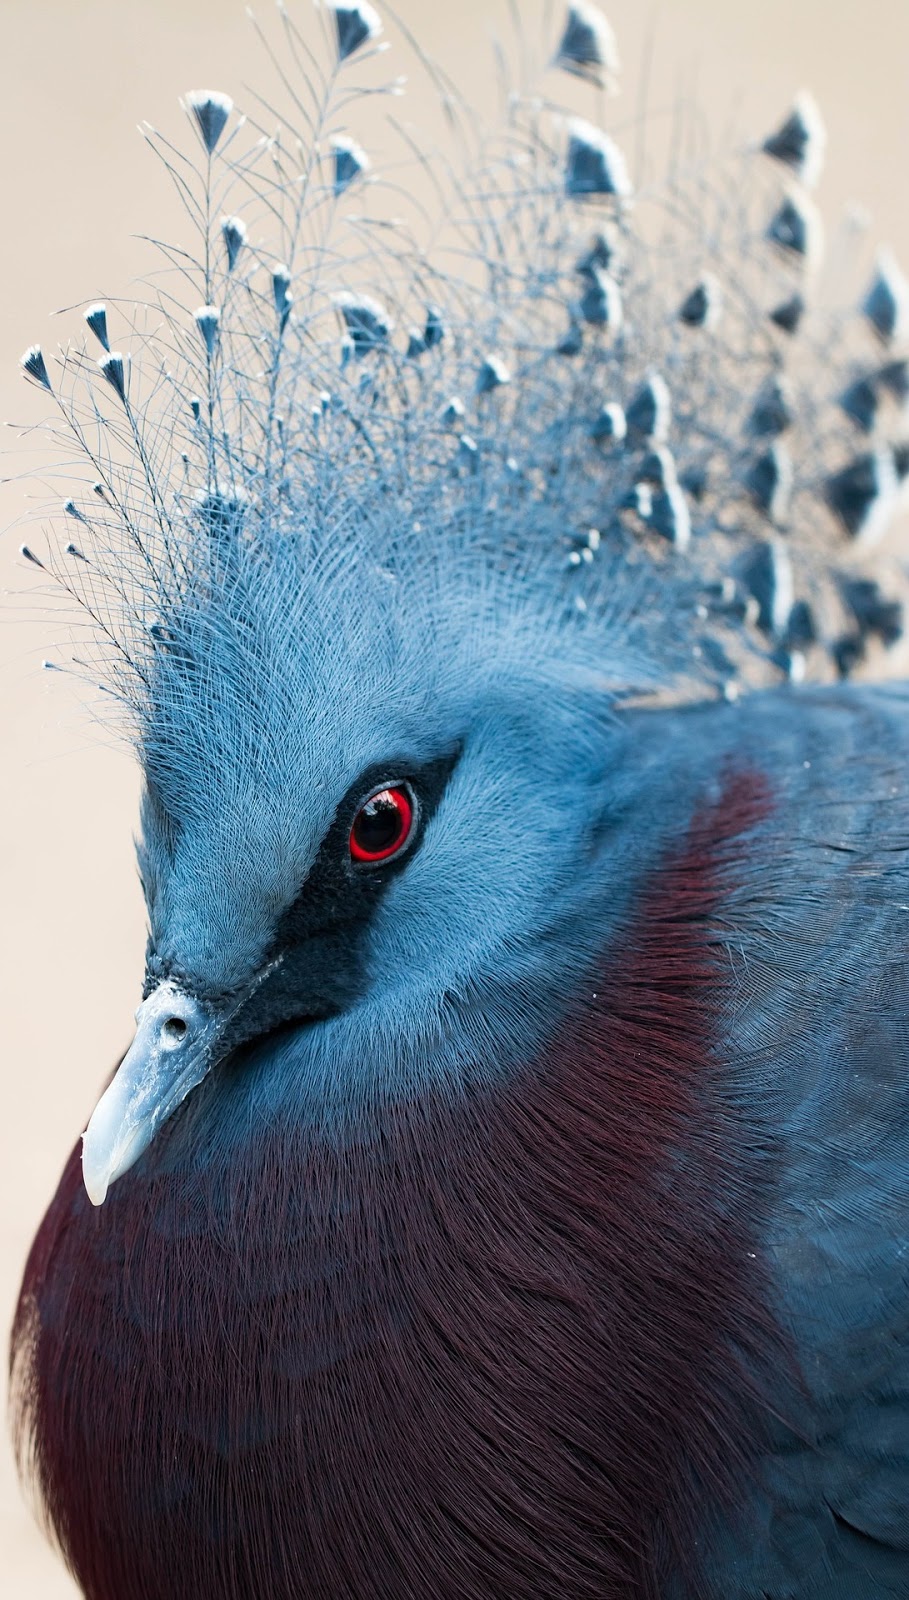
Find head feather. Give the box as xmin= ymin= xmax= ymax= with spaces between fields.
xmin=15 ymin=2 xmax=909 ymax=736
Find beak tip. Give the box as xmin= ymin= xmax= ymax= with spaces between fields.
xmin=81 ymin=1133 xmax=110 ymax=1207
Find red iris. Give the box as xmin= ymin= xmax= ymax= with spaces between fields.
xmin=349 ymin=785 xmax=414 ymax=864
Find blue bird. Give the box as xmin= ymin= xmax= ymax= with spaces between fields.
xmin=10 ymin=3 xmax=909 ymax=1597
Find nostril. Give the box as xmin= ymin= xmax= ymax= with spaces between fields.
xmin=162 ymin=1015 xmax=188 ymax=1043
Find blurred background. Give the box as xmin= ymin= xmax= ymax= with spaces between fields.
xmin=2 ymin=0 xmax=908 ymax=1591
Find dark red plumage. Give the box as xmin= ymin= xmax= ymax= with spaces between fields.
xmin=13 ymin=772 xmax=778 ymax=1599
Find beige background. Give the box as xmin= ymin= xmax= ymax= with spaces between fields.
xmin=2 ymin=1 xmax=908 ymax=1592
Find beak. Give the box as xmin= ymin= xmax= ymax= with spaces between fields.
xmin=81 ymin=981 xmax=224 ymax=1206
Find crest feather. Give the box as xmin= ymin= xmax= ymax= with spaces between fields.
xmin=16 ymin=3 xmax=909 ymax=725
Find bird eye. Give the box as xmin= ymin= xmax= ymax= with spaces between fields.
xmin=349 ymin=784 xmax=415 ymax=865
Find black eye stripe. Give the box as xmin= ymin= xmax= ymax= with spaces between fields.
xmin=268 ymin=746 xmax=460 ymax=954
xmin=205 ymin=747 xmax=463 ymax=1053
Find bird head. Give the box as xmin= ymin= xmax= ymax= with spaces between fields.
xmin=82 ymin=531 xmax=626 ymax=1204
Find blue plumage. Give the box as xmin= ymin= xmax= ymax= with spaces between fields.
xmin=10 ymin=3 xmax=909 ymax=1596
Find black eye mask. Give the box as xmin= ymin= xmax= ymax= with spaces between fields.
xmin=146 ymin=747 xmax=460 ymax=1059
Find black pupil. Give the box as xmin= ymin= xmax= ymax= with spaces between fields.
xmin=353 ymin=792 xmax=404 ymax=855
